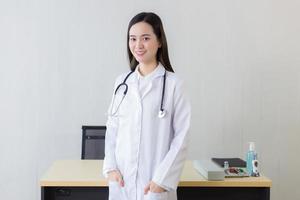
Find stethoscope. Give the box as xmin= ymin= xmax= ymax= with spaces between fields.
xmin=110 ymin=70 xmax=167 ymax=118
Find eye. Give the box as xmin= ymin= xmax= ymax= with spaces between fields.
xmin=130 ymin=37 xmax=136 ymax=42
xmin=143 ymin=37 xmax=150 ymax=41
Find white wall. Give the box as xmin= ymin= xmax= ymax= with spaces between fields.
xmin=0 ymin=0 xmax=299 ymax=199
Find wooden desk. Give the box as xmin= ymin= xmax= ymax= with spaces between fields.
xmin=40 ymin=160 xmax=271 ymax=200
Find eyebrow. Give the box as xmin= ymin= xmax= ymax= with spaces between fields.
xmin=129 ymin=34 xmax=152 ymax=37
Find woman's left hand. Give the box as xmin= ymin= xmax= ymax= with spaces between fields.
xmin=144 ymin=181 xmax=166 ymax=194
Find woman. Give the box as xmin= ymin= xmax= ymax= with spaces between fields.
xmin=103 ymin=12 xmax=191 ymax=200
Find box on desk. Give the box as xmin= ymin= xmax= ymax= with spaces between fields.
xmin=193 ymin=160 xmax=225 ymax=181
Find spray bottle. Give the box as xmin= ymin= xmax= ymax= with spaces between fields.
xmin=246 ymin=142 xmax=256 ymax=176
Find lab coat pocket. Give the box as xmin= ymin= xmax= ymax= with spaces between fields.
xmin=145 ymin=191 xmax=168 ymax=200
xmin=108 ymin=181 xmax=123 ymax=200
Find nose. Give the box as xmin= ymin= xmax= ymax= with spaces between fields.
xmin=136 ymin=39 xmax=144 ymax=49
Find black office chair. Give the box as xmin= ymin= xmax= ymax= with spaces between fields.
xmin=81 ymin=125 xmax=106 ymax=159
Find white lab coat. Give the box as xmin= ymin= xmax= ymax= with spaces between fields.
xmin=103 ymin=63 xmax=191 ymax=200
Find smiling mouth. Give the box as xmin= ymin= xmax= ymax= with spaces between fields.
xmin=135 ymin=51 xmax=146 ymax=56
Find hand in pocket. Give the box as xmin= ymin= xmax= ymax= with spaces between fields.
xmin=108 ymin=170 xmax=124 ymax=187
xmin=144 ymin=181 xmax=166 ymax=194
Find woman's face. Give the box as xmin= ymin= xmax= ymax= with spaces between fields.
xmin=129 ymin=22 xmax=161 ymax=65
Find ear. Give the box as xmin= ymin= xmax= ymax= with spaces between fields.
xmin=158 ymin=41 xmax=162 ymax=48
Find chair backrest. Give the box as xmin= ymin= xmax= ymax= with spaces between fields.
xmin=81 ymin=125 xmax=106 ymax=159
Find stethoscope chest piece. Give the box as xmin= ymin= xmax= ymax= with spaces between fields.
xmin=158 ymin=109 xmax=166 ymax=118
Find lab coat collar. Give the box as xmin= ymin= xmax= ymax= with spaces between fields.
xmin=136 ymin=62 xmax=166 ymax=99
xmin=135 ymin=62 xmax=165 ymax=80
xmin=128 ymin=62 xmax=165 ymax=83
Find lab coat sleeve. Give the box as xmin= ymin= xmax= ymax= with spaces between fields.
xmin=102 ymin=77 xmax=121 ymax=178
xmin=152 ymin=79 xmax=191 ymax=191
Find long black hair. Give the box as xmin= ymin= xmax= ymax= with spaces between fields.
xmin=127 ymin=12 xmax=174 ymax=72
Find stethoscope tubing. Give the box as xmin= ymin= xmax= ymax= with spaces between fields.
xmin=110 ymin=70 xmax=167 ymax=118
xmin=114 ymin=71 xmax=134 ymax=95
xmin=160 ymin=71 xmax=166 ymax=113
